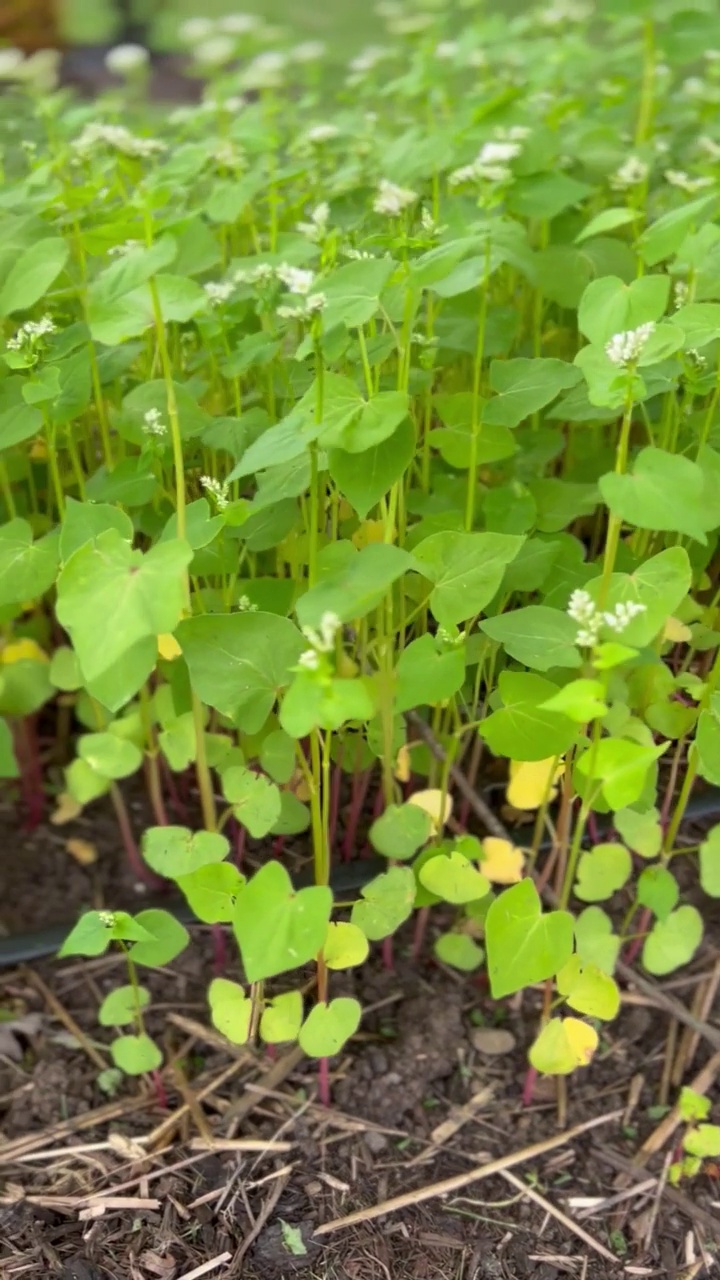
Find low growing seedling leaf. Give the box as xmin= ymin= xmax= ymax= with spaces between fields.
xmin=208 ymin=978 xmax=253 ymax=1044
xmin=369 ymin=802 xmax=433 ymax=860
xmin=351 ymin=865 xmax=416 ymax=940
xmin=142 ymin=826 xmax=230 ymax=878
xmin=574 ymin=843 xmax=632 ymax=902
xmin=642 ymin=906 xmax=703 ymax=975
xmin=298 ymin=998 xmax=362 ymax=1058
xmin=98 ymin=984 xmax=150 ymax=1027
xmin=556 ymin=956 xmax=620 ymax=1020
xmin=485 ymin=879 xmax=574 ymax=998
xmin=233 ymin=861 xmax=332 ymax=982
xmin=260 ymin=991 xmax=304 ymax=1044
xmin=529 ymin=1017 xmax=598 ymax=1075
xmin=322 ymin=922 xmax=369 ymax=969
xmin=434 ymin=932 xmax=485 ymax=971
xmin=419 ymin=850 xmax=491 ymax=904
xmin=129 ymin=910 xmax=190 ymax=967
xmin=110 ymin=1033 xmax=162 ymax=1075
xmin=177 ymin=863 xmax=245 ymax=924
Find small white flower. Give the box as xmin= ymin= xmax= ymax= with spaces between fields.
xmin=142 ymin=408 xmax=167 ymax=438
xmin=435 ymin=41 xmax=459 ymax=59
xmin=302 ymin=611 xmax=341 ymax=654
xmin=575 ymin=627 xmax=599 ymax=647
xmin=698 ymin=134 xmax=720 ymax=160
xmin=217 ymin=13 xmax=258 ymax=35
xmin=73 ymin=122 xmax=165 ymax=159
xmin=204 ymin=280 xmax=235 ymax=306
xmin=305 ymin=123 xmax=340 ymax=145
xmin=567 ymin=589 xmax=596 ymax=624
xmin=276 ymin=264 xmax=316 ymax=295
xmin=297 ymin=201 xmax=330 ymax=241
xmin=611 ymin=156 xmax=649 ymax=190
xmin=683 ymin=76 xmax=706 ymax=98
xmin=277 ymin=292 xmax=326 ymax=321
xmin=108 ymin=238 xmax=143 ymax=257
xmin=602 ymin=601 xmax=646 ymax=633
xmin=674 ymin=280 xmax=689 ymax=309
xmin=538 ymin=0 xmax=592 ymax=25
xmin=480 ymin=140 xmax=522 ymax=165
xmin=105 ymin=43 xmax=150 ymax=75
xmin=0 ymin=47 xmax=25 ymax=78
xmin=178 ymin=16 xmax=216 ymax=42
xmin=298 ymin=649 xmax=321 ymax=670
xmin=7 ymin=315 xmax=56 ymax=351
xmin=349 ymin=45 xmax=390 ymax=75
xmin=665 ymin=169 xmax=714 ymax=193
xmin=200 ymin=475 xmax=230 ymax=511
xmin=374 ymin=178 xmax=418 ymax=216
xmin=99 ymin=910 xmax=116 ymax=927
xmin=343 ymin=248 xmax=374 ymax=260
xmin=605 ymin=323 xmax=656 ymax=368
xmin=236 ymin=594 xmax=259 ymax=612
xmin=214 ymin=140 xmax=244 ymax=169
xmin=688 ymin=347 xmax=707 ymax=369
xmin=194 ymin=35 xmax=237 ymax=67
xmin=291 ymin=41 xmax=326 ymax=62
xmin=243 ymin=50 xmax=287 ymax=86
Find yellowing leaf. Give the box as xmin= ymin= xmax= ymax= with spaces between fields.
xmin=394 ymin=743 xmax=412 ymax=782
xmin=0 ymin=638 xmax=49 ymax=665
xmin=51 ymin=791 xmax=82 ymax=824
xmin=352 ymin=519 xmax=386 ymax=549
xmin=529 ymin=1017 xmax=599 ymax=1075
xmin=29 ymin=437 xmax=48 ymax=460
xmin=663 ymin=616 xmax=692 ymax=644
xmin=507 ymin=757 xmax=562 ymax=810
xmin=480 ymin=837 xmax=525 ymax=884
xmin=158 ymin=632 xmax=182 ymax=661
xmin=66 ymin=837 xmax=98 ymax=866
xmin=407 ymin=787 xmax=452 ymax=831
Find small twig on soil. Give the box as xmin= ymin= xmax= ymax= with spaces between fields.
xmin=313 ymin=1109 xmax=621 ymax=1236
xmin=230 ymin=1168 xmax=290 ymax=1268
xmin=573 ymin=1177 xmax=657 ymax=1220
xmin=223 ymin=1045 xmax=304 ymax=1134
xmin=643 ymin=1151 xmax=672 ymax=1253
xmin=188 ymin=1137 xmax=293 ymax=1153
xmin=614 ymin=962 xmax=720 ymax=1052
xmin=497 ymin=1168 xmax=617 ymax=1263
xmin=172 ymin=1057 xmax=214 ymax=1144
xmin=175 ymin=1253 xmax=232 ymax=1280
xmin=145 ymin=1055 xmax=249 ymax=1151
xmin=0 ymin=1095 xmax=150 ymax=1164
xmin=671 ymin=956 xmax=720 ymax=1086
xmin=593 ymin=1145 xmax=720 ymax=1236
xmin=23 ymin=966 xmax=108 ymax=1072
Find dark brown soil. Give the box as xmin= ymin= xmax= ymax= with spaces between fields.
xmin=2 ymin=796 xmax=720 ymax=1279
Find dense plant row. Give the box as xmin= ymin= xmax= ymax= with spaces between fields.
xmin=1 ymin=1 xmax=720 ymax=1111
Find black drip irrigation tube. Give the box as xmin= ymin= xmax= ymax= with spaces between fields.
xmin=2 ymin=789 xmax=720 ymax=970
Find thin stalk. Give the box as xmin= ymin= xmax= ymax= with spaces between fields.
xmin=464 ymin=238 xmax=491 ymax=532
xmin=598 ymin=385 xmax=635 ymax=608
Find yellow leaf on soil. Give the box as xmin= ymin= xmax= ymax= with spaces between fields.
xmin=0 ymin=638 xmax=49 ymax=665
xmin=480 ymin=837 xmax=525 ymax=884
xmin=157 ymin=633 xmax=182 ymax=661
xmin=407 ymin=788 xmax=452 ymax=831
xmin=66 ymin=837 xmax=98 ymax=866
xmin=507 ymin=757 xmax=562 ymax=810
xmin=51 ymin=792 xmax=82 ymax=825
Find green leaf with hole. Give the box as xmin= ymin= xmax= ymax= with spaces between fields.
xmin=574 ymin=843 xmax=632 ymax=902
xmin=434 ymin=932 xmax=485 ymax=971
xmin=700 ymin=825 xmax=720 ymax=897
xmin=208 ymin=977 xmax=253 ymax=1044
xmin=413 ymin=531 xmax=523 ymax=625
xmin=142 ymin=826 xmax=230 ymax=879
xmin=260 ymin=991 xmax=304 ymax=1044
xmin=222 ymin=766 xmax=281 ymax=838
xmin=637 ymin=866 xmax=679 ymax=920
xmin=322 ymin=922 xmax=370 ymax=970
xmin=98 ymin=984 xmax=150 ymax=1027
xmin=642 ymin=906 xmax=703 ymax=975
xmin=78 ymin=732 xmax=142 ymax=780
xmin=177 ymin=863 xmax=245 ymax=924
xmin=481 ymin=606 xmax=581 ymax=672
xmin=233 ymin=861 xmax=332 ymax=982
xmin=110 ymin=1033 xmax=162 ymax=1076
xmin=419 ymin=851 xmax=491 ymax=905
xmin=298 ymin=997 xmax=362 ymax=1058
xmin=351 ymin=865 xmax=416 ymax=941
xmin=556 ymin=956 xmax=620 ymax=1020
xmin=485 ymin=878 xmax=574 ymax=998
xmin=369 ymin=803 xmax=433 ymax=860
xmin=574 ymin=906 xmax=620 ymax=975
xmin=129 ymin=909 xmax=190 ymax=967
xmin=177 ymin=612 xmax=304 ymax=732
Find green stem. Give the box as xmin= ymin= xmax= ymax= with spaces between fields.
xmin=634 ymin=18 xmax=656 ymax=146
xmin=598 ymin=384 xmax=635 ymax=607
xmin=465 ymin=237 xmax=490 ymax=531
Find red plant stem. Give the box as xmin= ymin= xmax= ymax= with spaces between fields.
xmin=161 ymin=760 xmax=187 ymax=821
xmin=382 ymin=935 xmax=394 ymax=971
xmin=458 ymin=732 xmax=484 ymax=830
xmin=109 ymin=783 xmax=163 ymax=889
xmin=234 ymin=820 xmax=246 ymax=869
xmin=412 ymin=906 xmax=430 ymax=961
xmin=623 ymin=906 xmax=651 ymax=965
xmin=329 ymin=760 xmax=343 ymax=856
xmin=522 ymin=1065 xmax=538 ymax=1107
xmin=211 ymin=925 xmax=227 ymax=975
xmin=343 ymin=767 xmax=372 ymax=861
xmin=151 ymin=1070 xmax=168 ymax=1109
xmin=272 ymin=834 xmax=286 ymax=858
xmin=318 ymin=1055 xmax=330 ymax=1107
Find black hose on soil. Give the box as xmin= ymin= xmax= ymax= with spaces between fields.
xmin=2 ymin=790 xmax=719 ymax=969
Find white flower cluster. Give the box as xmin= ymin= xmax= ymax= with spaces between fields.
xmin=108 ymin=239 xmax=143 ymax=257
xmin=99 ymin=910 xmax=116 ymax=927
xmin=605 ymin=322 xmax=655 ymax=368
xmin=349 ymin=45 xmax=390 ymax=77
xmin=204 ymin=280 xmax=235 ymax=307
xmin=297 ymin=202 xmax=330 ymax=242
xmin=73 ymin=123 xmax=166 ymax=159
xmin=373 ymin=178 xmax=418 ymax=216
xmin=200 ymin=475 xmax=230 ymax=510
xmin=538 ymin=0 xmax=592 ymax=25
xmin=214 ymin=140 xmax=245 ymax=170
xmin=236 ymin=595 xmax=259 ymax=612
xmin=233 ymin=262 xmax=276 ymax=286
xmin=567 ymin=589 xmax=646 ymax=647
xmin=7 ymin=316 xmax=56 ymax=351
xmin=343 ymin=248 xmax=374 ymax=260
xmin=305 ymin=124 xmax=340 ymax=145
xmin=298 ymin=611 xmax=342 ymax=669
xmin=674 ymin=280 xmax=689 ymax=309
xmin=611 ymin=156 xmax=648 ymax=190
xmin=698 ymin=135 xmax=720 ymax=160
xmin=665 ymin=169 xmax=713 ymax=194
xmin=104 ymin=43 xmax=149 ymax=75
xmin=276 ymin=264 xmax=325 ymax=320
xmin=142 ymin=408 xmax=166 ymax=438
xmin=292 ymin=41 xmax=326 ymax=62
xmin=449 ymin=139 xmax=522 ymax=186
xmin=276 ymin=265 xmax=315 ymax=295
